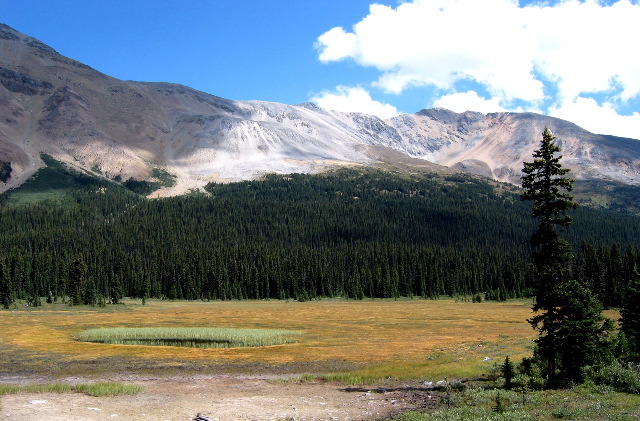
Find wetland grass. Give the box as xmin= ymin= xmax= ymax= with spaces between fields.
xmin=0 ymin=382 xmax=142 ymax=397
xmin=76 ymin=327 xmax=302 ymax=348
xmin=73 ymin=381 xmax=143 ymax=396
xmin=1 ymin=299 xmax=543 ymax=379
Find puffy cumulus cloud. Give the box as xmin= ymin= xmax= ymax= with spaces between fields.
xmin=527 ymin=0 xmax=640 ymax=103
xmin=310 ymin=86 xmax=400 ymax=119
xmin=434 ymin=91 xmax=508 ymax=114
xmin=549 ymin=97 xmax=640 ymax=140
xmin=316 ymin=0 xmax=545 ymax=101
xmin=316 ymin=27 xmax=358 ymax=62
xmin=316 ymin=0 xmax=640 ymax=139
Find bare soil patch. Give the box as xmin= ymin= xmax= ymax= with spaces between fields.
xmin=0 ymin=375 xmax=438 ymax=421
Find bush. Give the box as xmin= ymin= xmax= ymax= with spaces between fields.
xmin=395 ymin=407 xmax=536 ymax=421
xmin=592 ymin=361 xmax=640 ymax=394
xmin=451 ymin=381 xmax=466 ymax=392
xmin=551 ymin=405 xmax=585 ymax=419
xmin=509 ymin=374 xmax=543 ymax=392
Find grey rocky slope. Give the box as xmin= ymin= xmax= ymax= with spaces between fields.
xmin=1 ymin=24 xmax=638 ymax=196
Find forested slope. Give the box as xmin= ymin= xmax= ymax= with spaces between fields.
xmin=1 ymin=161 xmax=639 ymax=305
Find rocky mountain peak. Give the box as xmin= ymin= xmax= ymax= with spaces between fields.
xmin=0 ymin=24 xmax=638 ymax=197
xmin=0 ymin=24 xmax=21 ymax=41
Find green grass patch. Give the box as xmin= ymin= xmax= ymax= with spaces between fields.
xmin=0 ymin=382 xmax=141 ymax=397
xmin=394 ymin=386 xmax=640 ymax=421
xmin=319 ymin=336 xmax=533 ymax=385
xmin=73 ymin=381 xmax=143 ymax=397
xmin=76 ymin=327 xmax=302 ymax=348
xmin=0 ymin=383 xmax=72 ymax=395
xmin=3 ymin=153 xmax=114 ymax=206
xmin=396 ymin=407 xmax=537 ymax=421
xmin=123 ymin=168 xmax=176 ymax=195
xmin=151 ymin=167 xmax=176 ymax=188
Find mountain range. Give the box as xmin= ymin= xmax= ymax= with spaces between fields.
xmin=1 ymin=23 xmax=639 ymax=198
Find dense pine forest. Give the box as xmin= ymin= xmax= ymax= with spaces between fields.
xmin=1 ymin=157 xmax=639 ymax=306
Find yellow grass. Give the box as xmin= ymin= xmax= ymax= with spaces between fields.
xmin=1 ymin=298 xmax=612 ymax=381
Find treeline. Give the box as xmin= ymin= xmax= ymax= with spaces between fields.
xmin=1 ymin=169 xmax=639 ymax=306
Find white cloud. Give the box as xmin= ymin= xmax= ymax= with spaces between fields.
xmin=317 ymin=0 xmax=546 ymax=101
xmin=549 ymin=97 xmax=640 ymax=140
xmin=310 ymin=86 xmax=400 ymax=119
xmin=527 ymin=0 xmax=640 ymax=103
xmin=434 ymin=91 xmax=508 ymax=114
xmin=316 ymin=0 xmax=640 ymax=139
xmin=316 ymin=27 xmax=358 ymax=62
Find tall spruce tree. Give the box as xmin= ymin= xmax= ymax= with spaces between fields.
xmin=110 ymin=275 xmax=124 ymax=304
xmin=552 ymin=279 xmax=613 ymax=383
xmin=620 ymin=266 xmax=640 ymax=356
xmin=68 ymin=254 xmax=87 ymax=306
xmin=502 ymin=355 xmax=515 ymax=390
xmin=0 ymin=260 xmax=12 ymax=309
xmin=521 ymin=128 xmax=610 ymax=387
xmin=521 ymin=128 xmax=577 ymax=290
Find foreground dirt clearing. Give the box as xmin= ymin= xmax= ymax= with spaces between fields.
xmin=0 ymin=375 xmax=431 ymax=421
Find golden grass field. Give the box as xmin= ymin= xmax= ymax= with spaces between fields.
xmin=4 ymin=299 xmax=638 ymax=421
xmin=0 ymin=298 xmax=564 ymax=382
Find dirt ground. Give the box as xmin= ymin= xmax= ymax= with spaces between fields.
xmin=0 ymin=375 xmax=440 ymax=421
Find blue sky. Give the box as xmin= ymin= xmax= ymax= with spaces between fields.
xmin=3 ymin=0 xmax=640 ymax=140
xmin=2 ymin=1 xmax=387 ymax=105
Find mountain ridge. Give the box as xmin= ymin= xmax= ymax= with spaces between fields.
xmin=1 ymin=23 xmax=638 ymax=197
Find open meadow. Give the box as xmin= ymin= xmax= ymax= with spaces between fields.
xmin=2 ymin=298 xmax=638 ymax=420
xmin=0 ymin=298 xmax=537 ymax=380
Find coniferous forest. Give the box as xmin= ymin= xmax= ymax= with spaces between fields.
xmin=1 ymin=159 xmax=639 ymax=306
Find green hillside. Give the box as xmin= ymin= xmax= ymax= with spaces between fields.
xmin=1 ymin=159 xmax=638 ymax=305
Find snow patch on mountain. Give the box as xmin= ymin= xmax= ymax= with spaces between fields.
xmin=1 ymin=23 xmax=639 ymax=196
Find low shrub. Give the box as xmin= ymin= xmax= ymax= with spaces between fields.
xmin=592 ymin=361 xmax=640 ymax=394
xmin=450 ymin=380 xmax=466 ymax=392
xmin=395 ymin=407 xmax=536 ymax=421
xmin=551 ymin=405 xmax=586 ymax=419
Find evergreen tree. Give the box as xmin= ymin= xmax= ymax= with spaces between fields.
xmin=84 ymin=277 xmax=97 ymax=306
xmin=620 ymin=266 xmax=640 ymax=356
xmin=521 ymin=128 xmax=610 ymax=387
xmin=29 ymin=290 xmax=41 ymax=307
xmin=0 ymin=260 xmax=13 ymax=309
xmin=0 ymin=166 xmax=639 ymax=305
xmin=551 ymin=279 xmax=613 ymax=384
xmin=68 ymin=254 xmax=87 ymax=306
xmin=521 ymin=128 xmax=577 ymax=301
xmin=502 ymin=355 xmax=515 ymax=390
xmin=109 ymin=276 xmax=124 ymax=304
